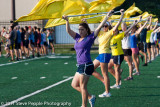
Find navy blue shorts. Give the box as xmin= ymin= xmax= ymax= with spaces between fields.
xmin=112 ymin=55 xmax=124 ymax=65
xmin=96 ymin=53 xmax=111 ymax=63
xmin=77 ymin=62 xmax=94 ymax=76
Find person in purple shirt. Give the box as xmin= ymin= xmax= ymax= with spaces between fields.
xmin=62 ymin=10 xmax=114 ymax=107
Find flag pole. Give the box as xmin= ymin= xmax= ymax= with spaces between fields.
xmin=67 ymin=11 xmax=120 ymax=17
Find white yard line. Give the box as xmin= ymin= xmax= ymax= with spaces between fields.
xmin=0 ymin=57 xmax=46 ymax=67
xmin=0 ymin=77 xmax=73 ymax=107
xmin=0 ymin=55 xmax=72 ymax=67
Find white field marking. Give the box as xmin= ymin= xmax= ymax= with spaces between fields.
xmin=63 ymin=76 xmax=71 ymax=78
xmin=47 ymin=56 xmax=71 ymax=59
xmin=0 ymin=77 xmax=73 ymax=107
xmin=44 ymin=63 xmax=48 ymax=65
xmin=64 ymin=62 xmax=68 ymax=65
xmin=40 ymin=77 xmax=46 ymax=79
xmin=125 ymin=62 xmax=128 ymax=64
xmin=11 ymin=77 xmax=17 ymax=80
xmin=157 ymin=76 xmax=160 ymax=78
xmin=24 ymin=63 xmax=28 ymax=65
xmin=56 ymin=54 xmax=61 ymax=55
xmin=0 ymin=57 xmax=46 ymax=67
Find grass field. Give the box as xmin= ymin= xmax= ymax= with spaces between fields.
xmin=0 ymin=54 xmax=160 ymax=107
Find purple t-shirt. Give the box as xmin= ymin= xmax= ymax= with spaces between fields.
xmin=74 ymin=32 xmax=96 ymax=65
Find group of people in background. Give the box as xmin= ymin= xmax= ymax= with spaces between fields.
xmin=0 ymin=25 xmax=55 ymax=61
xmin=0 ymin=9 xmax=160 ymax=107
xmin=63 ymin=9 xmax=160 ymax=107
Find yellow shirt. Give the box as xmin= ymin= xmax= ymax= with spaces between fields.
xmin=98 ymin=29 xmax=114 ymax=54
xmin=110 ymin=32 xmax=125 ymax=56
xmin=146 ymin=30 xmax=153 ymax=43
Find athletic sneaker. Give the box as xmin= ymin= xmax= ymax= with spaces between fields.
xmin=133 ymin=72 xmax=140 ymax=75
xmin=110 ymin=84 xmax=120 ymax=89
xmin=119 ymin=80 xmax=122 ymax=85
xmin=133 ymin=68 xmax=136 ymax=72
xmin=124 ymin=77 xmax=133 ymax=81
xmin=99 ymin=92 xmax=111 ymax=98
xmin=142 ymin=63 xmax=148 ymax=66
xmin=151 ymin=58 xmax=154 ymax=61
xmin=89 ymin=95 xmax=96 ymax=107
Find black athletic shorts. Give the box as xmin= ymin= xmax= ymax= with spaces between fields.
xmin=15 ymin=43 xmax=21 ymax=49
xmin=44 ymin=42 xmax=48 ymax=47
xmin=147 ymin=43 xmax=151 ymax=49
xmin=9 ymin=43 xmax=15 ymax=50
xmin=138 ymin=42 xmax=147 ymax=53
xmin=49 ymin=40 xmax=54 ymax=44
xmin=77 ymin=62 xmax=94 ymax=76
xmin=111 ymin=55 xmax=124 ymax=65
xmin=123 ymin=49 xmax=132 ymax=56
xmin=24 ymin=40 xmax=29 ymax=48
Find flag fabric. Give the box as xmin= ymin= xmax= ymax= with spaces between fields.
xmin=16 ymin=0 xmax=65 ymax=22
xmin=124 ymin=3 xmax=142 ymax=18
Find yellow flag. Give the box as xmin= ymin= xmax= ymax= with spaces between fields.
xmin=62 ymin=0 xmax=90 ymax=15
xmin=16 ymin=0 xmax=66 ymax=22
xmin=89 ymin=0 xmax=125 ymax=13
xmin=141 ymin=12 xmax=156 ymax=19
xmin=124 ymin=3 xmax=142 ymax=18
xmin=45 ymin=0 xmax=91 ymax=28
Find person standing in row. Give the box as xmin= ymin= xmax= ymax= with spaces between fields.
xmin=62 ymin=10 xmax=114 ymax=107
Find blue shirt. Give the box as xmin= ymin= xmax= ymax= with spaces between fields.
xmin=74 ymin=32 xmax=96 ymax=64
xmin=130 ymin=34 xmax=137 ymax=48
xmin=140 ymin=28 xmax=147 ymax=43
xmin=29 ymin=32 xmax=35 ymax=42
xmin=17 ymin=30 xmax=21 ymax=43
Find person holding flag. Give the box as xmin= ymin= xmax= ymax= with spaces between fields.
xmin=62 ymin=10 xmax=114 ymax=107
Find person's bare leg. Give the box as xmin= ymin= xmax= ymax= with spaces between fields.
xmin=124 ymin=56 xmax=133 ymax=77
xmin=114 ymin=64 xmax=120 ymax=85
xmin=108 ymin=59 xmax=115 ymax=78
xmin=100 ymin=62 xmax=110 ymax=93
xmin=92 ymin=59 xmax=104 ymax=83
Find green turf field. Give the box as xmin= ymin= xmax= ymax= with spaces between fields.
xmin=0 ymin=54 xmax=160 ymax=107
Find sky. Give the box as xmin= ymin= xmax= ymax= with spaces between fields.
xmin=85 ymin=0 xmax=94 ymax=3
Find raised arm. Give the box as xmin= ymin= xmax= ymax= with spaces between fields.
xmin=135 ymin=17 xmax=149 ymax=36
xmin=152 ymin=21 xmax=158 ymax=31
xmin=94 ymin=10 xmax=114 ymax=37
xmin=112 ymin=9 xmax=124 ymax=32
xmin=62 ymin=16 xmax=76 ymax=38
xmin=147 ymin=16 xmax=152 ymax=30
xmin=124 ymin=20 xmax=137 ymax=36
xmin=153 ymin=27 xmax=160 ymax=33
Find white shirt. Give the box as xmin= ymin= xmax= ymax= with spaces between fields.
xmin=150 ymin=32 xmax=155 ymax=43
xmin=154 ymin=32 xmax=157 ymax=42
xmin=122 ymin=36 xmax=131 ymax=49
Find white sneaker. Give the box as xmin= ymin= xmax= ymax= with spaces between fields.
xmin=89 ymin=95 xmax=96 ymax=107
xmin=110 ymin=84 xmax=120 ymax=89
xmin=99 ymin=92 xmax=111 ymax=98
xmin=119 ymin=80 xmax=122 ymax=85
xmin=133 ymin=68 xmax=136 ymax=72
xmin=133 ymin=72 xmax=140 ymax=75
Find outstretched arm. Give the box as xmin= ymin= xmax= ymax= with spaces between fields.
xmin=62 ymin=16 xmax=76 ymax=38
xmin=153 ymin=27 xmax=160 ymax=33
xmin=152 ymin=21 xmax=158 ymax=31
xmin=112 ymin=9 xmax=124 ymax=32
xmin=147 ymin=16 xmax=152 ymax=30
xmin=94 ymin=10 xmax=114 ymax=37
xmin=124 ymin=20 xmax=137 ymax=36
xmin=135 ymin=17 xmax=149 ymax=37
